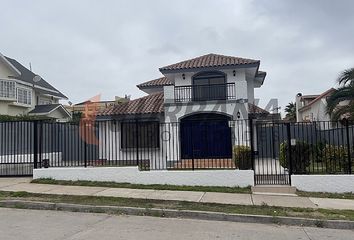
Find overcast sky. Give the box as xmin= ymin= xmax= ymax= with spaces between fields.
xmin=1 ymin=0 xmax=353 ymax=113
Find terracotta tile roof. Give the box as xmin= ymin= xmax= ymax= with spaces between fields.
xmin=298 ymin=88 xmax=336 ymax=112
xmin=99 ymin=92 xmax=164 ymax=116
xmin=159 ymin=53 xmax=259 ymax=72
xmin=137 ymin=77 xmax=172 ymax=89
xmin=248 ymin=103 xmax=269 ymax=114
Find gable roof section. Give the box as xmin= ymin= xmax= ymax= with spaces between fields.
xmin=4 ymin=56 xmax=67 ymax=99
xmin=99 ymin=92 xmax=164 ymax=116
xmin=248 ymin=103 xmax=269 ymax=114
xmin=159 ymin=53 xmax=260 ymax=73
xmin=298 ymin=88 xmax=336 ymax=112
xmin=28 ymin=104 xmax=72 ymax=117
xmin=137 ymin=77 xmax=172 ymax=89
xmin=0 ymin=53 xmax=21 ymax=76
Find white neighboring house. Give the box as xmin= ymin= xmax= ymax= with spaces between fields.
xmin=295 ymin=88 xmax=335 ymax=122
xmin=0 ymin=53 xmax=71 ymax=121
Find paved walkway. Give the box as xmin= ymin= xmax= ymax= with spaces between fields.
xmin=0 ymin=178 xmax=353 ymax=210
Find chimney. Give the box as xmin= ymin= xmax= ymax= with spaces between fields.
xmin=295 ymin=93 xmax=302 ymax=122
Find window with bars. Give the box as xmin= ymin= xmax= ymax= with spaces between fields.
xmin=121 ymin=121 xmax=160 ymax=149
xmin=17 ymin=87 xmax=32 ymax=105
xmin=0 ymin=80 xmax=16 ymax=99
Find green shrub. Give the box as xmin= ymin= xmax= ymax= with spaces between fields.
xmin=233 ymin=145 xmax=252 ymax=170
xmin=321 ymin=144 xmax=349 ymax=173
xmin=279 ymin=141 xmax=311 ymax=173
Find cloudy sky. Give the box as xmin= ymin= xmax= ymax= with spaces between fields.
xmin=1 ymin=0 xmax=353 ymax=113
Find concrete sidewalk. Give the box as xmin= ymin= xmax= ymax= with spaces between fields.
xmin=0 ymin=178 xmax=353 ymax=210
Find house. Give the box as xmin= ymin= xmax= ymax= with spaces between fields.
xmin=97 ymin=53 xmax=267 ymax=169
xmin=295 ymin=88 xmax=336 ymax=122
xmin=0 ymin=53 xmax=71 ymax=121
xmin=68 ymin=96 xmax=130 ymax=118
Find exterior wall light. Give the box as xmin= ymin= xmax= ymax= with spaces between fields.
xmin=236 ymin=98 xmax=248 ymax=103
xmin=233 ymin=70 xmax=236 ymax=76
xmin=182 ymin=73 xmax=185 ymax=80
xmin=237 ymin=111 xmax=241 ymax=119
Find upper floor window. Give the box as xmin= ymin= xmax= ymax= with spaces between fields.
xmin=0 ymin=80 xmax=16 ymax=99
xmin=192 ymin=71 xmax=226 ymax=101
xmin=38 ymin=97 xmax=52 ymax=105
xmin=17 ymin=87 xmax=32 ymax=105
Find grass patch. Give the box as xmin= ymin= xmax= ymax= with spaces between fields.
xmin=0 ymin=190 xmax=353 ymax=221
xmin=297 ymin=191 xmax=354 ymax=200
xmin=31 ymin=178 xmax=251 ymax=194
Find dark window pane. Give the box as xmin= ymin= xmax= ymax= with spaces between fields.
xmin=121 ymin=122 xmax=160 ymax=148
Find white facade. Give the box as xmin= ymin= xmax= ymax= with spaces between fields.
xmin=295 ymin=89 xmax=334 ymax=122
xmin=292 ymin=175 xmax=354 ymax=193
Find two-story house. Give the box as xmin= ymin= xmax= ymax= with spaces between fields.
xmin=98 ymin=53 xmax=267 ymax=168
xmin=0 ymin=53 xmax=71 ymax=121
xmin=295 ymin=88 xmax=336 ymax=122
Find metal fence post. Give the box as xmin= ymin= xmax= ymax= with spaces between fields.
xmin=135 ymin=120 xmax=139 ymax=166
xmin=286 ymin=122 xmax=293 ymax=184
xmin=345 ymin=119 xmax=352 ymax=174
xmin=249 ymin=118 xmax=255 ymax=170
xmin=84 ymin=122 xmax=87 ymax=168
xmin=33 ymin=121 xmax=38 ymax=169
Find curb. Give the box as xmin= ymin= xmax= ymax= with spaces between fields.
xmin=1 ymin=199 xmax=353 ymax=230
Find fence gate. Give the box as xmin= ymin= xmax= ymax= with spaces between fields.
xmin=253 ymin=121 xmax=290 ymax=185
xmin=0 ymin=121 xmax=34 ymax=177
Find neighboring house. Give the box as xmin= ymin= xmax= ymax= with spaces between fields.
xmin=97 ymin=53 xmax=267 ymax=168
xmin=0 ymin=53 xmax=71 ymax=121
xmin=295 ymin=88 xmax=336 ymax=122
xmin=68 ymin=96 xmax=130 ymax=118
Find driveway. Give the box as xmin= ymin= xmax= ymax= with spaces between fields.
xmin=0 ymin=208 xmax=353 ymax=240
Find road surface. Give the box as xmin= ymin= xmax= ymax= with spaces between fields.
xmin=0 ymin=208 xmax=353 ymax=240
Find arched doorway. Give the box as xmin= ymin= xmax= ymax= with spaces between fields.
xmin=180 ymin=113 xmax=232 ymax=159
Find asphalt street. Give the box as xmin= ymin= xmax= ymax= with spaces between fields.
xmin=0 ymin=208 xmax=353 ymax=240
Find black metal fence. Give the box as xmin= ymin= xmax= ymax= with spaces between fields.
xmin=0 ymin=119 xmax=353 ymax=178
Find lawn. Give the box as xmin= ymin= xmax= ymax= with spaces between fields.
xmin=0 ymin=190 xmax=354 ymax=222
xmin=31 ymin=178 xmax=252 ymax=194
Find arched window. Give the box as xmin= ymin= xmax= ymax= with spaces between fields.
xmin=192 ymin=71 xmax=226 ymax=101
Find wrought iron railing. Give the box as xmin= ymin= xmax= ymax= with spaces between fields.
xmin=174 ymin=83 xmax=236 ymax=102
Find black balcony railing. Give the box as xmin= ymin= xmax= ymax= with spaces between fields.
xmin=174 ymin=83 xmax=236 ymax=102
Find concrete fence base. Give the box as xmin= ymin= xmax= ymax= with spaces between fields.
xmin=33 ymin=167 xmax=254 ymax=187
xmin=291 ymin=175 xmax=354 ymax=193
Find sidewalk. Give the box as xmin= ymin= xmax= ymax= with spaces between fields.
xmin=0 ymin=178 xmax=353 ymax=210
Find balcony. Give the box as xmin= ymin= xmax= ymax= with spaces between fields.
xmin=174 ymin=83 xmax=236 ymax=102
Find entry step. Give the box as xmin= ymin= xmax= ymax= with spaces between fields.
xmin=251 ymin=185 xmax=297 ymax=196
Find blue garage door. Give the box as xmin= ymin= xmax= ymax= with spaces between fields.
xmin=180 ymin=114 xmax=232 ymax=159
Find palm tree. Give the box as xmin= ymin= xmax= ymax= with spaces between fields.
xmin=326 ymin=68 xmax=354 ymax=121
xmin=284 ymin=102 xmax=296 ymax=121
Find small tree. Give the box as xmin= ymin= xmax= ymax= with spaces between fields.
xmin=284 ymin=102 xmax=296 ymax=121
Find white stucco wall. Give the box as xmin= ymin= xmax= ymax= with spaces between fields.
xmin=164 ymin=101 xmax=248 ymax=122
xmin=292 ymin=175 xmax=354 ymax=193
xmin=298 ymin=99 xmax=331 ymax=122
xmin=33 ymin=167 xmax=254 ymax=187
xmin=163 ymin=68 xmax=251 ymax=122
xmin=98 ymin=121 xmax=176 ymax=169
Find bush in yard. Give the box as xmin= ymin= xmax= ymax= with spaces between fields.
xmin=321 ymin=144 xmax=349 ymax=173
xmin=279 ymin=141 xmax=311 ymax=173
xmin=233 ymin=145 xmax=252 ymax=170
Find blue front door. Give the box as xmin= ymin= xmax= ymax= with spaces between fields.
xmin=181 ymin=115 xmax=232 ymax=159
